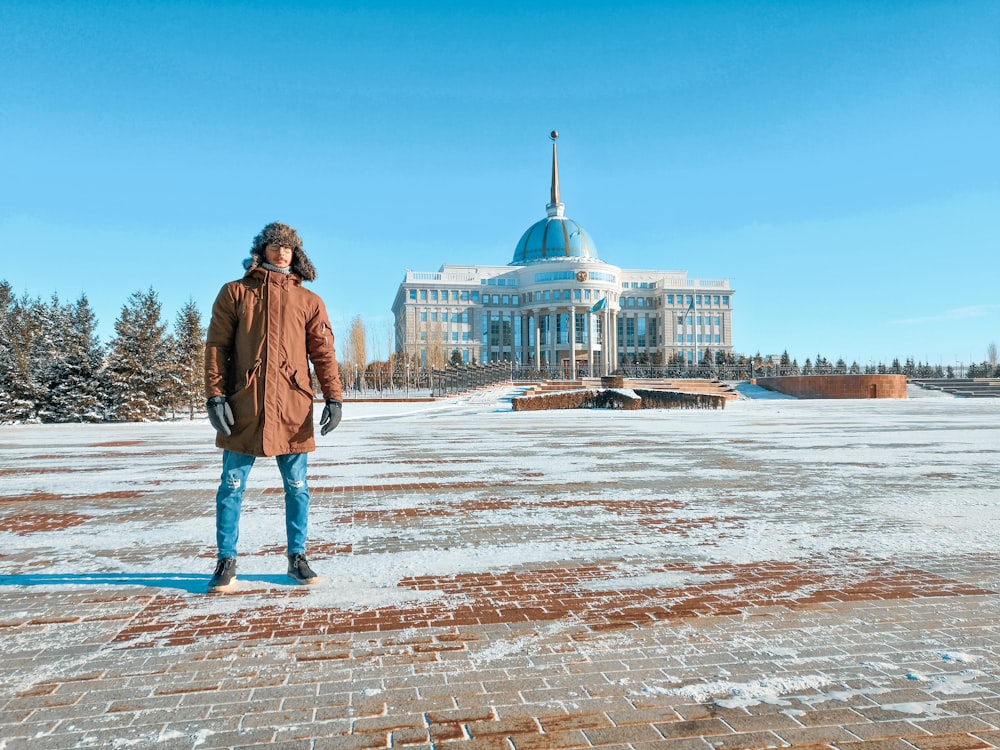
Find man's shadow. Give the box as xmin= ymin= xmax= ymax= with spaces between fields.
xmin=0 ymin=572 xmax=297 ymax=595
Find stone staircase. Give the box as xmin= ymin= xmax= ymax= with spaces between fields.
xmin=910 ymin=378 xmax=1000 ymax=398
xmin=515 ymin=378 xmax=739 ymax=401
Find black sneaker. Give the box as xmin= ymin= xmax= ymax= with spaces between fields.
xmin=287 ymin=553 xmax=320 ymax=585
xmin=208 ymin=557 xmax=237 ymax=592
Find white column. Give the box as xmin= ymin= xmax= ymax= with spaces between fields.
xmin=587 ymin=310 xmax=595 ymax=377
xmin=569 ymin=306 xmax=577 ymax=378
xmin=534 ymin=310 xmax=542 ymax=369
xmin=549 ymin=307 xmax=562 ymax=374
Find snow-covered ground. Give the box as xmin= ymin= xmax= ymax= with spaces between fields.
xmin=2 ymin=385 xmax=1000 ymax=723
xmin=2 ymin=385 xmax=998 ymax=597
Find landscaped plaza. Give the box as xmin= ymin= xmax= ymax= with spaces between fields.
xmin=2 ymin=385 xmax=1000 ymax=749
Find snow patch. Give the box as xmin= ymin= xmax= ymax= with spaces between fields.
xmin=643 ymin=674 xmax=831 ymax=708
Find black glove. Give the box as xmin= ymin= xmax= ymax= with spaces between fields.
xmin=320 ymin=399 xmax=342 ymax=435
xmin=206 ymin=396 xmax=234 ymax=436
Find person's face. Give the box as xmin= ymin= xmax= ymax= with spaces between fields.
xmin=265 ymin=243 xmax=293 ymax=268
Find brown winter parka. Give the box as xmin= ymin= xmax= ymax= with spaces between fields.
xmin=205 ymin=267 xmax=343 ymax=457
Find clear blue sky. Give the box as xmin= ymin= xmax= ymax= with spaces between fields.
xmin=2 ymin=0 xmax=998 ymax=368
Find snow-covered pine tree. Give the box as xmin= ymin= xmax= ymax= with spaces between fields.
xmin=171 ymin=299 xmax=206 ymax=419
xmin=37 ymin=294 xmax=108 ymax=422
xmin=0 ymin=281 xmax=21 ymax=422
xmin=106 ymin=288 xmax=171 ymax=422
xmin=0 ymin=285 xmax=46 ymax=422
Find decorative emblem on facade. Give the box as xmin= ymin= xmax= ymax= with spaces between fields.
xmin=576 ymin=270 xmax=588 ymax=283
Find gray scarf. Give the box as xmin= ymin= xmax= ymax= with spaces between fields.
xmin=262 ymin=262 xmax=292 ymax=275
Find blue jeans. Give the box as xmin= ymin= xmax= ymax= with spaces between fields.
xmin=215 ymin=450 xmax=310 ymax=560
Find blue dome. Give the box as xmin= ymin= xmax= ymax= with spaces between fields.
xmin=511 ymin=213 xmax=598 ymax=265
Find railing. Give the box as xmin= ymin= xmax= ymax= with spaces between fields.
xmin=429 ymin=362 xmax=514 ymax=397
xmin=340 ymin=368 xmax=433 ymax=398
xmin=509 ymin=364 xmax=898 ymax=382
xmin=339 ymin=361 xmax=973 ymax=399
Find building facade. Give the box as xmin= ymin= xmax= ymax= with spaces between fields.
xmin=392 ymin=134 xmax=734 ymax=375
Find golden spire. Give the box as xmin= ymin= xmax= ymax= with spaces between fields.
xmin=549 ymin=130 xmax=560 ymax=206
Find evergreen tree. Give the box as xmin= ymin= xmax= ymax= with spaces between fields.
xmin=171 ymin=299 xmax=206 ymax=419
xmin=779 ymin=350 xmax=791 ymax=374
xmin=0 ymin=281 xmax=22 ymax=421
xmin=36 ymin=294 xmax=108 ymax=423
xmin=106 ymin=288 xmax=172 ymax=421
xmin=0 ymin=287 xmax=46 ymax=422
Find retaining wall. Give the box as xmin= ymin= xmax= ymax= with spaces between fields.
xmin=754 ymin=374 xmax=907 ymax=399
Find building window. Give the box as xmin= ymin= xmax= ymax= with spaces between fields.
xmin=502 ymin=295 xmax=510 ymax=305
xmin=472 ymin=291 xmax=479 ymax=302
xmin=420 ymin=311 xmax=427 ymax=322
xmin=722 ymin=296 xmax=729 ymax=306
xmin=452 ymin=291 xmax=459 ymax=301
xmin=713 ymin=295 xmax=720 ymax=305
xmin=667 ymin=294 xmax=674 ymax=304
xmin=420 ymin=290 xmax=428 ymax=301
xmin=409 ymin=289 xmax=417 ymax=301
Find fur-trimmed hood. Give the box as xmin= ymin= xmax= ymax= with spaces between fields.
xmin=243 ymin=221 xmax=317 ymax=281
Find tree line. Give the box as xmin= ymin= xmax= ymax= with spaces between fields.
xmin=0 ymin=282 xmax=424 ymax=424
xmin=1 ymin=281 xmax=203 ymax=423
xmin=2 ymin=279 xmax=997 ymax=424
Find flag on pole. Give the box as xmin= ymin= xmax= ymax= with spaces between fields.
xmin=687 ymin=297 xmax=695 ymax=313
xmin=589 ymin=297 xmax=606 ymax=313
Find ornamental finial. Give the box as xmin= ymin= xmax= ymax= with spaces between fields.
xmin=549 ymin=130 xmax=560 ymax=206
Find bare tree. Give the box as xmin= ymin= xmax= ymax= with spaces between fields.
xmin=426 ymin=324 xmax=446 ymax=371
xmin=343 ymin=315 xmax=368 ymax=391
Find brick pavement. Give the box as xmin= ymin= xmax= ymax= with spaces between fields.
xmin=2 ymin=394 xmax=1000 ymax=749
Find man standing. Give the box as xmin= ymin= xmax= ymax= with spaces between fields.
xmin=204 ymin=221 xmax=343 ymax=593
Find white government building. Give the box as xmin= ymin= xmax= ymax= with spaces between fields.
xmin=392 ymin=133 xmax=734 ymax=375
